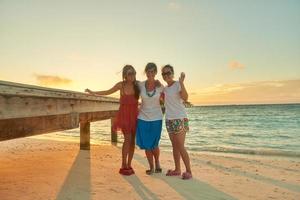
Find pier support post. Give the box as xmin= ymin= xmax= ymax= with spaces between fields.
xmin=80 ymin=121 xmax=90 ymax=150
xmin=111 ymin=117 xmax=117 ymax=143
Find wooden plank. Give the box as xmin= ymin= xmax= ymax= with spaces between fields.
xmin=0 ymin=113 xmax=79 ymax=141
xmin=0 ymin=80 xmax=118 ymax=102
xmin=0 ymin=80 xmax=120 ymax=143
xmin=0 ymin=95 xmax=119 ymax=119
xmin=79 ymin=111 xmax=118 ymax=122
xmin=0 ymin=111 xmax=118 ymax=141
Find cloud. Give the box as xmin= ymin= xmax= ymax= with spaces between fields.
xmin=191 ymin=79 xmax=300 ymax=105
xmin=229 ymin=60 xmax=244 ymax=70
xmin=34 ymin=74 xmax=72 ymax=87
xmin=167 ymin=1 xmax=181 ymax=11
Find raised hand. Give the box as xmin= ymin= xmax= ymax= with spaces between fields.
xmin=179 ymin=72 xmax=185 ymax=83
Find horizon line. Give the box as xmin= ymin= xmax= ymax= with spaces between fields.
xmin=193 ymin=102 xmax=300 ymax=107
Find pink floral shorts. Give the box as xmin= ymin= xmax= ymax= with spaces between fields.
xmin=165 ymin=118 xmax=189 ymax=134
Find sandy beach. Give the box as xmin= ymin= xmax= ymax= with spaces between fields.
xmin=0 ymin=136 xmax=299 ymax=200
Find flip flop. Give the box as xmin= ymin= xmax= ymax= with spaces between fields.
xmin=119 ymin=168 xmax=131 ymax=175
xmin=146 ymin=169 xmax=154 ymax=175
xmin=182 ymin=172 xmax=192 ymax=180
xmin=119 ymin=167 xmax=134 ymax=176
xmin=166 ymin=169 xmax=181 ymax=176
xmin=155 ymin=168 xmax=162 ymax=173
xmin=127 ymin=167 xmax=135 ymax=174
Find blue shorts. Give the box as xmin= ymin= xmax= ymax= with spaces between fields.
xmin=136 ymin=119 xmax=162 ymax=150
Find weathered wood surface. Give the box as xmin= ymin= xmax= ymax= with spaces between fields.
xmin=0 ymin=80 xmax=120 ymax=142
xmin=0 ymin=80 xmax=119 ymax=119
xmin=0 ymin=113 xmax=79 ymax=140
xmin=80 ymin=121 xmax=90 ymax=150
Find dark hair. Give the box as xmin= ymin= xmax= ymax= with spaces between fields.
xmin=162 ymin=64 xmax=174 ymax=73
xmin=122 ymin=65 xmax=140 ymax=99
xmin=144 ymin=62 xmax=157 ymax=73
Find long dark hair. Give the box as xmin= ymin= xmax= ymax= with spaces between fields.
xmin=122 ymin=65 xmax=140 ymax=99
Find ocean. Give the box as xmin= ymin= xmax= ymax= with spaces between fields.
xmin=51 ymin=104 xmax=300 ymax=157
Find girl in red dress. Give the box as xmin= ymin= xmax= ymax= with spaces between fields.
xmin=85 ymin=65 xmax=140 ymax=175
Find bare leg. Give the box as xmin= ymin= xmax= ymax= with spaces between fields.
xmin=152 ymin=147 xmax=161 ymax=169
xmin=145 ymin=150 xmax=154 ymax=171
xmin=122 ymin=134 xmax=131 ymax=168
xmin=169 ymin=133 xmax=181 ymax=173
xmin=127 ymin=133 xmax=135 ymax=168
xmin=175 ymin=131 xmax=192 ymax=173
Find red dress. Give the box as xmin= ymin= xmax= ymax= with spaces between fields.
xmin=113 ymin=94 xmax=138 ymax=134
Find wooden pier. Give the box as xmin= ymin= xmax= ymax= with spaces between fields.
xmin=0 ymin=80 xmax=120 ymax=150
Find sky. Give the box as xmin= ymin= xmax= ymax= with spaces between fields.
xmin=1 ymin=0 xmax=300 ymax=105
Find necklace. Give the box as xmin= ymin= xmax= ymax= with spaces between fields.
xmin=145 ymin=81 xmax=156 ymax=97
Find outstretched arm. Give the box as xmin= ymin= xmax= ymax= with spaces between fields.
xmin=85 ymin=82 xmax=122 ymax=96
xmin=179 ymin=72 xmax=188 ymax=101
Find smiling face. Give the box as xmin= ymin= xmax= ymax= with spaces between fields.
xmin=146 ymin=68 xmax=157 ymax=80
xmin=145 ymin=63 xmax=157 ymax=81
xmin=122 ymin=65 xmax=136 ymax=83
xmin=125 ymin=69 xmax=136 ymax=82
xmin=161 ymin=66 xmax=174 ymax=84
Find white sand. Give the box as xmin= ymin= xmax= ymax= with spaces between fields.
xmin=0 ymin=137 xmax=299 ymax=200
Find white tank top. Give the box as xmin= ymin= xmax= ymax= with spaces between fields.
xmin=163 ymin=81 xmax=187 ymax=120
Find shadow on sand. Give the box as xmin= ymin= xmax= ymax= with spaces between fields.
xmin=123 ymin=175 xmax=160 ymax=200
xmin=56 ymin=150 xmax=91 ymax=200
xmin=133 ymin=153 xmax=236 ymax=200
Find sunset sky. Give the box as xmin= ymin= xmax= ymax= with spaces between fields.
xmin=1 ymin=0 xmax=299 ymax=105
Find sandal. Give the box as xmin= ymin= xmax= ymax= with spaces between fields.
xmin=146 ymin=169 xmax=154 ymax=175
xmin=155 ymin=168 xmax=162 ymax=173
xmin=119 ymin=167 xmax=134 ymax=176
xmin=166 ymin=169 xmax=181 ymax=176
xmin=119 ymin=168 xmax=130 ymax=175
xmin=127 ymin=167 xmax=135 ymax=174
xmin=182 ymin=172 xmax=192 ymax=180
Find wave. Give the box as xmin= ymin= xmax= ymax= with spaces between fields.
xmin=231 ymin=133 xmax=256 ymax=138
xmin=45 ymin=132 xmax=299 ymax=158
xmin=187 ymin=146 xmax=300 ymax=158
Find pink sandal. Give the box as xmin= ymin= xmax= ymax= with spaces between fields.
xmin=166 ymin=169 xmax=181 ymax=176
xmin=127 ymin=167 xmax=135 ymax=174
xmin=182 ymin=172 xmax=192 ymax=180
xmin=119 ymin=167 xmax=134 ymax=176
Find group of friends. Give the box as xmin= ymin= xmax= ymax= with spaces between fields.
xmin=85 ymin=63 xmax=192 ymax=180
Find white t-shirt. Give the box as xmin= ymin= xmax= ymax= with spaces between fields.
xmin=138 ymin=81 xmax=164 ymax=121
xmin=163 ymin=81 xmax=187 ymax=120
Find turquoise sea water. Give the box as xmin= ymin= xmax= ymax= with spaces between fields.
xmin=54 ymin=104 xmax=300 ymax=157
